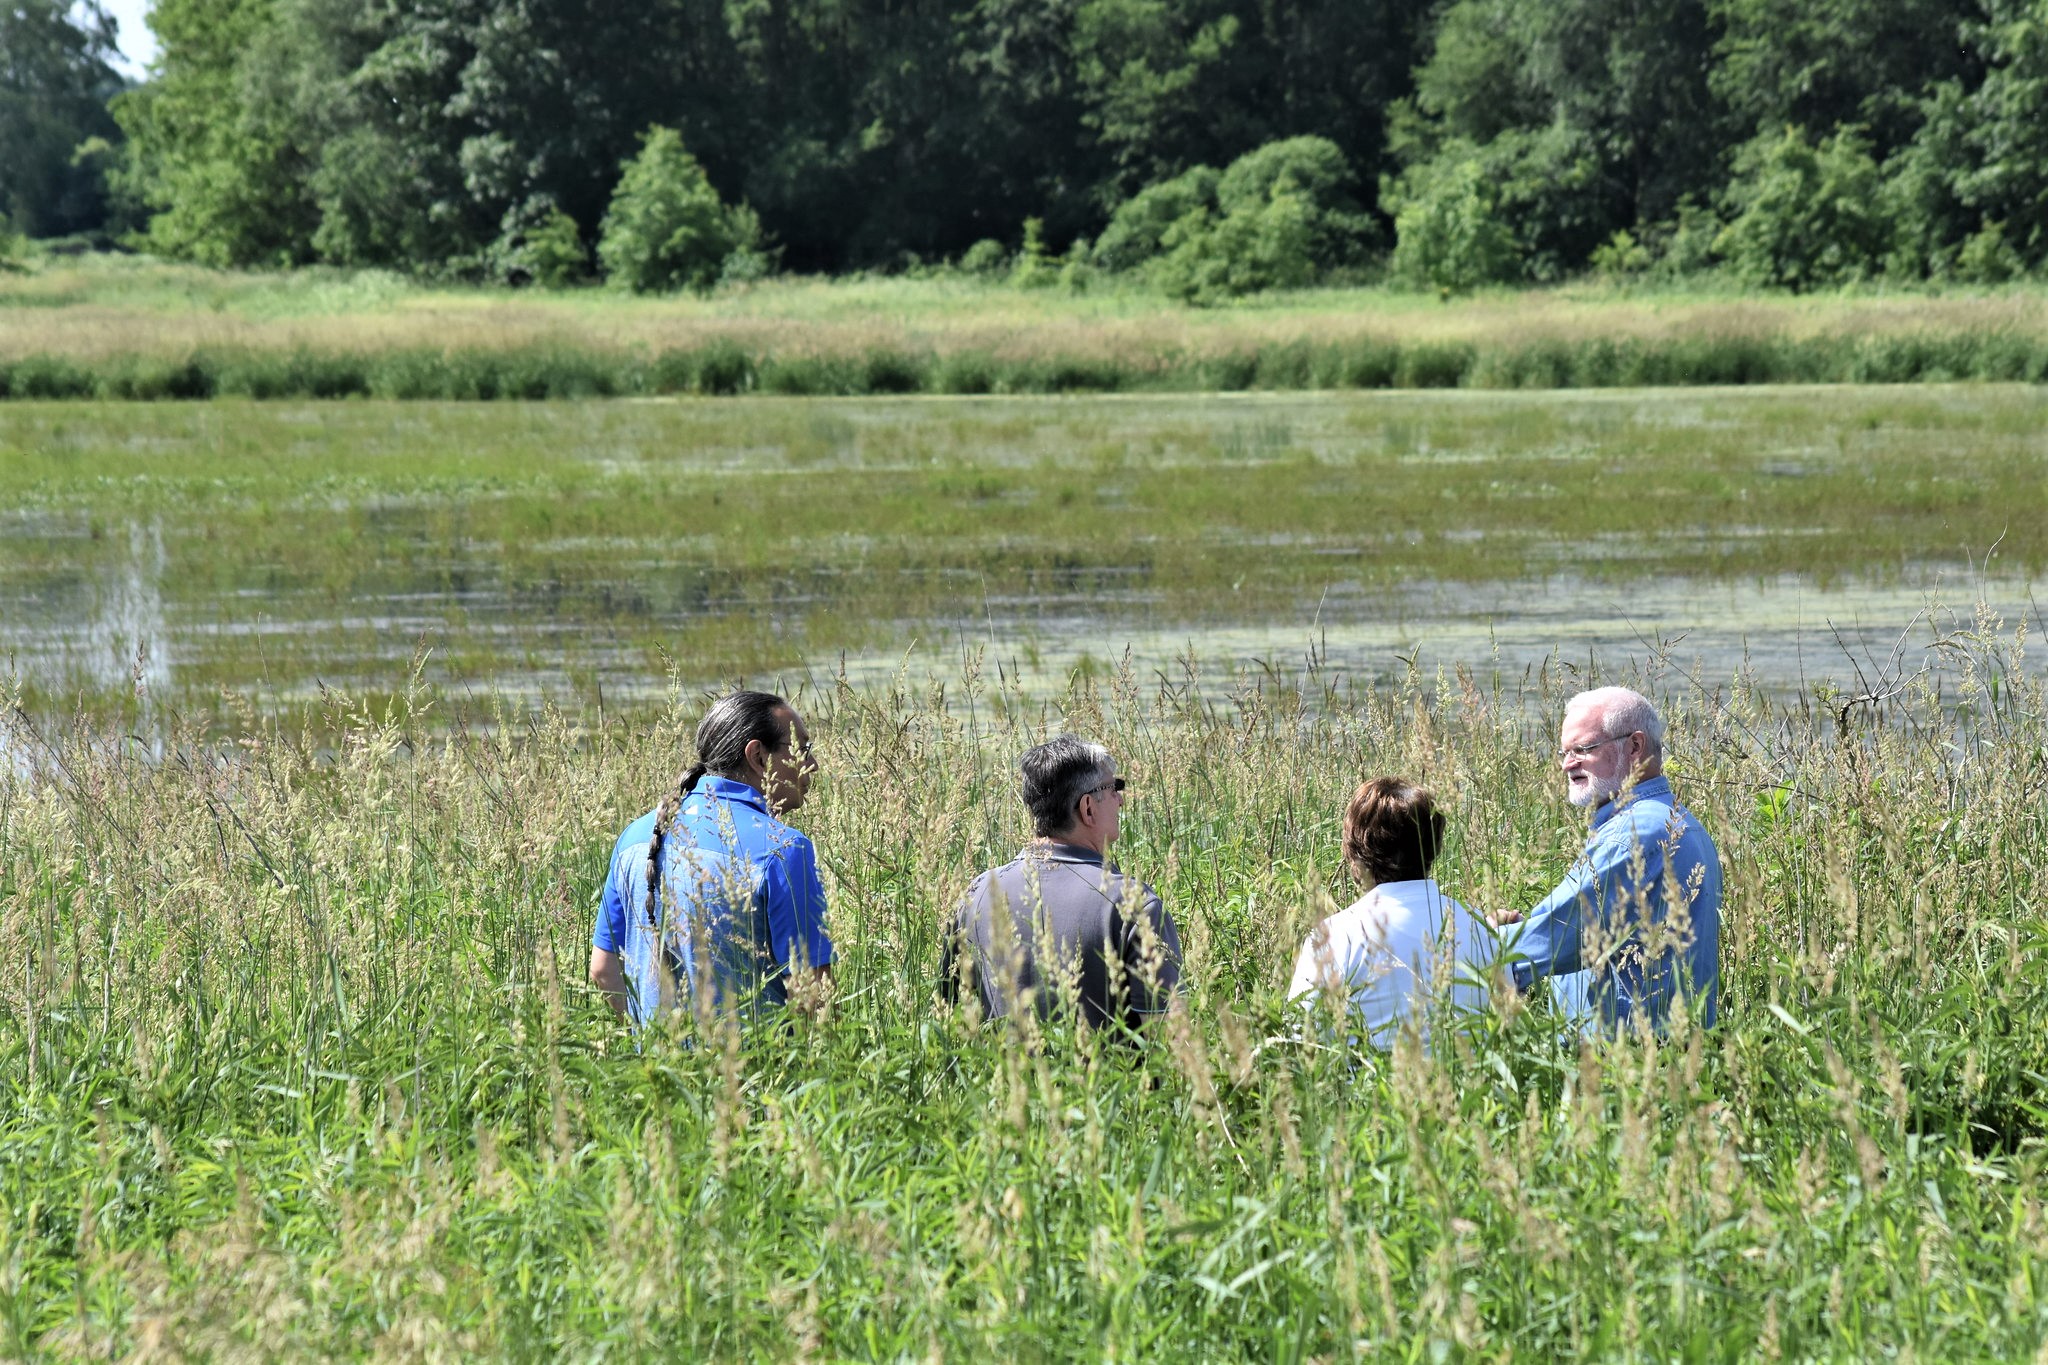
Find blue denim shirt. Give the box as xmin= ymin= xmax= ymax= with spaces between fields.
xmin=593 ymin=777 xmax=833 ymax=1026
xmin=1508 ymin=775 xmax=1721 ymax=1030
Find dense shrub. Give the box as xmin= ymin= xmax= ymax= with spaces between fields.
xmin=1386 ymin=148 xmax=1518 ymax=294
xmin=517 ymin=206 xmax=591 ymax=288
xmin=0 ymin=216 xmax=29 ymax=273
xmin=1092 ymin=168 xmax=1219 ymax=273
xmin=958 ymin=239 xmax=1008 ymax=276
xmin=1092 ymin=138 xmax=1374 ymax=301
xmin=1718 ymin=126 xmax=1892 ymax=290
xmin=597 ymin=128 xmax=762 ymax=294
xmin=1211 ymin=137 xmax=1377 ymax=267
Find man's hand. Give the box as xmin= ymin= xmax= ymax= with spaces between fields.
xmin=1489 ymin=907 xmax=1525 ymax=927
xmin=785 ymin=963 xmax=835 ymax=1020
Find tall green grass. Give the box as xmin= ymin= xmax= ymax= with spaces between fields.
xmin=3 ymin=628 xmax=2046 ymax=1358
xmin=5 ymin=327 xmax=2048 ymax=401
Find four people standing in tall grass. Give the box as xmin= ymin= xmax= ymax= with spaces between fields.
xmin=590 ymin=689 xmax=831 ymax=1028
xmin=597 ymin=685 xmax=1719 ymax=1042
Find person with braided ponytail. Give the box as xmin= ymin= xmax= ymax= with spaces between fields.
xmin=590 ymin=690 xmax=832 ymax=1027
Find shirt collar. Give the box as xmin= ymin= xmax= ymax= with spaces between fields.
xmin=692 ymin=775 xmax=770 ymax=815
xmin=1591 ymin=773 xmax=1673 ymax=831
xmin=1021 ymin=840 xmax=1105 ymax=867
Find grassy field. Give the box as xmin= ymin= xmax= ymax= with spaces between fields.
xmin=5 ymin=257 xmax=2048 ymax=397
xmin=2 ymin=634 xmax=2045 ymax=1358
xmin=3 ymin=387 xmax=2043 ymax=723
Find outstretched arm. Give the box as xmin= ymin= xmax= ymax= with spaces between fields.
xmin=1504 ymin=859 xmax=1599 ymax=989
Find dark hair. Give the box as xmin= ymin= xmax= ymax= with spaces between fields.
xmin=1341 ymin=777 xmax=1446 ymax=886
xmin=645 ymin=690 xmax=794 ymax=925
xmin=1019 ymin=734 xmax=1115 ymax=838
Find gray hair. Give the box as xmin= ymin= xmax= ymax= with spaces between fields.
xmin=1019 ymin=735 xmax=1116 ymax=838
xmin=1566 ymin=686 xmax=1665 ymax=756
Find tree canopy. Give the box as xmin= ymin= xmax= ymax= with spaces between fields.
xmin=8 ymin=0 xmax=2048 ymax=289
xmin=2 ymin=0 xmax=127 ymax=239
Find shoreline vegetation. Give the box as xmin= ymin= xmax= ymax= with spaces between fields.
xmin=3 ymin=640 xmax=2045 ymax=1357
xmin=5 ymin=263 xmax=2048 ymax=399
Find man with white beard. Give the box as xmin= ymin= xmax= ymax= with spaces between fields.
xmin=1494 ymin=687 xmax=1722 ymax=1032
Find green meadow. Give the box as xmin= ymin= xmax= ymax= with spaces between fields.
xmin=3 ymin=386 xmax=2044 ymax=723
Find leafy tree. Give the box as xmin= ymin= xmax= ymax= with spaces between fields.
xmin=1074 ymin=0 xmax=1432 ymax=216
xmin=1074 ymin=0 xmax=1242 ymax=195
xmin=1887 ymin=0 xmax=2048 ymax=275
xmin=597 ymin=126 xmax=760 ymax=294
xmin=1 ymin=0 xmax=127 ymax=238
xmin=1708 ymin=0 xmax=1970 ymax=160
xmin=111 ymin=0 xmax=320 ymax=265
xmin=1717 ymin=125 xmax=1890 ymax=289
xmin=513 ymin=205 xmax=588 ymax=288
xmin=1386 ymin=0 xmax=1720 ymax=277
xmin=1386 ymin=146 xmax=1518 ymax=293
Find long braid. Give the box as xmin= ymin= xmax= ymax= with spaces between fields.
xmin=639 ymin=690 xmax=792 ymax=1019
xmin=645 ymin=763 xmax=704 ymax=1017
xmin=644 ymin=762 xmax=708 ymax=927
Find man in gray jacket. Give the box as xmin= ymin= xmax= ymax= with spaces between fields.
xmin=943 ymin=735 xmax=1182 ymax=1030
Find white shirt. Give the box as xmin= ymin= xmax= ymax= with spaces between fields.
xmin=1287 ymin=878 xmax=1496 ymax=1048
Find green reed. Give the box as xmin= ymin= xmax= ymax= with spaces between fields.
xmin=2 ymin=617 xmax=2045 ymax=1359
xmin=6 ymin=328 xmax=2048 ymax=404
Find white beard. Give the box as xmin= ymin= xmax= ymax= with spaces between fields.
xmin=1567 ymin=771 xmax=1622 ymax=809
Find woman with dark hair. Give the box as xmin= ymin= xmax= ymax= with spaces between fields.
xmin=590 ymin=690 xmax=832 ymax=1027
xmin=1287 ymin=777 xmax=1494 ymax=1048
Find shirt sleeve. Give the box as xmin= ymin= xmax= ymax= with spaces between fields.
xmin=761 ymin=834 xmax=834 ymax=972
xmin=593 ymin=837 xmax=628 ymax=953
xmin=1510 ymin=853 xmax=1597 ymax=989
xmin=1288 ymin=923 xmax=1338 ymax=1003
xmin=938 ymin=886 xmax=975 ymax=1006
xmin=1116 ymin=885 xmax=1182 ymax=1019
xmin=1511 ymin=816 xmax=1660 ymax=990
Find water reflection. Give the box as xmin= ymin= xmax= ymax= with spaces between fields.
xmin=1 ymin=515 xmax=171 ymax=706
xmin=0 ymin=514 xmax=2038 ymax=714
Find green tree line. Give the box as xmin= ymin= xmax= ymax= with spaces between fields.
xmin=6 ymin=0 xmax=2047 ymax=290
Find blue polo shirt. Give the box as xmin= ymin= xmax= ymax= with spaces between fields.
xmin=1507 ymin=775 xmax=1721 ymax=1030
xmin=593 ymin=776 xmax=833 ymax=1026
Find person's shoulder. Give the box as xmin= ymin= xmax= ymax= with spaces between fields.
xmin=966 ymin=859 xmax=1016 ymax=891
xmin=751 ymin=811 xmax=816 ymax=860
xmin=1436 ymin=888 xmax=1498 ymax=941
xmin=1107 ymin=867 xmax=1168 ymax=913
xmin=1667 ymin=795 xmax=1721 ymax=850
xmin=612 ymin=807 xmax=660 ymax=857
xmin=1604 ymin=786 xmax=1681 ymax=839
xmin=1314 ymin=887 xmax=1397 ymax=943
xmin=955 ymin=864 xmax=1002 ymax=912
